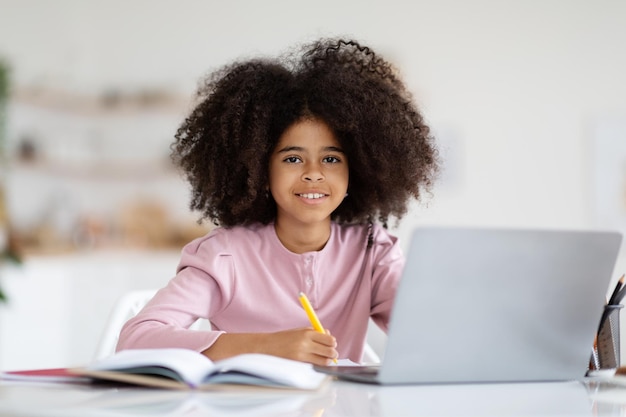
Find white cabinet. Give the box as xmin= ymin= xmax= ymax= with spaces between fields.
xmin=0 ymin=251 xmax=180 ymax=370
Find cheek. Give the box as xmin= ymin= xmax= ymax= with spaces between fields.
xmin=268 ymin=168 xmax=292 ymax=194
xmin=333 ymin=167 xmax=350 ymax=189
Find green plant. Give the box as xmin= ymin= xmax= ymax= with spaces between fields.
xmin=0 ymin=234 xmax=21 ymax=302
xmin=0 ymin=58 xmax=21 ymax=303
xmin=0 ymin=58 xmax=7 ymax=158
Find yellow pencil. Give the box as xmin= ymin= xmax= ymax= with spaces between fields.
xmin=298 ymin=292 xmax=337 ymax=363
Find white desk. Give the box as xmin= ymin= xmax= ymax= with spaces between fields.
xmin=1 ymin=378 xmax=625 ymax=416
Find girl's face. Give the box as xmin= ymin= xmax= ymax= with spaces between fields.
xmin=269 ymin=118 xmax=349 ymax=229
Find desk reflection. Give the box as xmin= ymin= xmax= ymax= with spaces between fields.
xmin=0 ymin=378 xmax=624 ymax=417
xmin=72 ymin=386 xmax=336 ymax=416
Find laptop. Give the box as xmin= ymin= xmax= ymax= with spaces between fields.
xmin=315 ymin=226 xmax=623 ymax=384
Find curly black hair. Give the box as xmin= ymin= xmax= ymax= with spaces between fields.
xmin=172 ymin=38 xmax=439 ymax=228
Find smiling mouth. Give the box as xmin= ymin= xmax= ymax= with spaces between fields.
xmin=296 ymin=193 xmax=328 ymax=199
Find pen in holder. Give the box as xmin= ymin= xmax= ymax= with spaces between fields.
xmin=590 ymin=304 xmax=623 ymax=371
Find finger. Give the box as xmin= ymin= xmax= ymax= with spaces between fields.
xmin=309 ymin=339 xmax=338 ymax=360
xmin=308 ymin=348 xmax=338 ymax=366
xmin=308 ymin=354 xmax=333 ymax=366
xmin=311 ymin=331 xmax=336 ymax=347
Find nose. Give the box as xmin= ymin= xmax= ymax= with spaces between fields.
xmin=302 ymin=162 xmax=324 ymax=182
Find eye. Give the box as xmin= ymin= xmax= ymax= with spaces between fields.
xmin=323 ymin=156 xmax=342 ymax=164
xmin=283 ymin=156 xmax=302 ymax=164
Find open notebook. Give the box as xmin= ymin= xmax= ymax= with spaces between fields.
xmin=315 ymin=226 xmax=622 ymax=384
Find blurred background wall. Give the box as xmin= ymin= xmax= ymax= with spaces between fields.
xmin=0 ymin=0 xmax=625 ymax=368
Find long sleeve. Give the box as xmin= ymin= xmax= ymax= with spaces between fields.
xmin=116 ymin=232 xmax=236 ymax=352
xmin=116 ymin=222 xmax=404 ymax=362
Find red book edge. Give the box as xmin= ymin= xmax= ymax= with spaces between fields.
xmin=1 ymin=367 xmax=90 ymax=383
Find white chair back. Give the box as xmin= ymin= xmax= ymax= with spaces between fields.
xmin=95 ymin=289 xmax=382 ymax=363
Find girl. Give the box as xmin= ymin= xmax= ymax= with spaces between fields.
xmin=117 ymin=38 xmax=439 ymax=365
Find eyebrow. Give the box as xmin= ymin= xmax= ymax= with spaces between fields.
xmin=276 ymin=146 xmax=345 ymax=154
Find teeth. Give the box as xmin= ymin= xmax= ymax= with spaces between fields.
xmin=299 ymin=193 xmax=325 ymax=199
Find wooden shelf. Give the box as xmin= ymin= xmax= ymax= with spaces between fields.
xmin=10 ymin=160 xmax=179 ymax=181
xmin=11 ymin=87 xmax=192 ymax=117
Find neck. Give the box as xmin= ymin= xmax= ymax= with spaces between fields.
xmin=274 ymin=220 xmax=331 ymax=254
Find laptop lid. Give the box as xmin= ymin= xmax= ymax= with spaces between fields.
xmin=377 ymin=226 xmax=622 ymax=384
xmin=316 ymin=226 xmax=622 ymax=384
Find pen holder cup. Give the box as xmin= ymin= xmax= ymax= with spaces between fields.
xmin=590 ymin=304 xmax=623 ymax=371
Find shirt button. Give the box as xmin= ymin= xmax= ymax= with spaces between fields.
xmin=306 ymin=278 xmax=313 ymax=286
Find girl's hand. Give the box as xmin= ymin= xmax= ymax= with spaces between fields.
xmin=262 ymin=328 xmax=338 ymax=366
xmin=202 ymin=328 xmax=338 ymax=366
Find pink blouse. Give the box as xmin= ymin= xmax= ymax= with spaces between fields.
xmin=116 ymin=222 xmax=404 ymax=362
